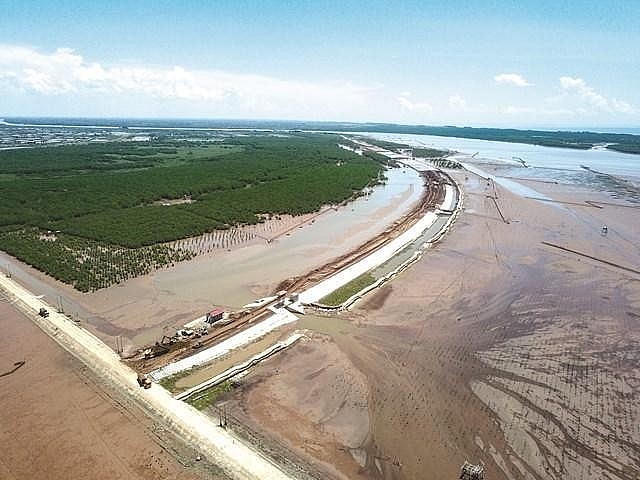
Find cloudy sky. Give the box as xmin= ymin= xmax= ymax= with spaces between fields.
xmin=1 ymin=0 xmax=638 ymax=128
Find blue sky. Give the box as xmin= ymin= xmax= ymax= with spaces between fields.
xmin=1 ymin=0 xmax=638 ymax=127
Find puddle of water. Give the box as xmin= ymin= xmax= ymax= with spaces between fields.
xmin=459 ymin=161 xmax=552 ymax=200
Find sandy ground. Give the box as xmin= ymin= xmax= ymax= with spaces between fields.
xmin=0 ymin=296 xmax=220 ymax=480
xmin=225 ymin=168 xmax=640 ymax=480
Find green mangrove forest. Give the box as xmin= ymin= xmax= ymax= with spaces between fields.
xmin=0 ymin=133 xmax=385 ymax=291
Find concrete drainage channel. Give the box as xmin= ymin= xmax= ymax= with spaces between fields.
xmin=153 ymin=169 xmax=463 ymax=392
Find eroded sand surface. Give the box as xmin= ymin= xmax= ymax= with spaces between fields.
xmin=225 ymin=328 xmax=371 ymax=480
xmin=228 ymin=169 xmax=640 ymax=480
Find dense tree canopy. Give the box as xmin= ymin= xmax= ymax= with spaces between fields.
xmin=0 ymin=133 xmax=384 ymax=290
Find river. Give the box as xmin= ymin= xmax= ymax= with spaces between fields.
xmin=365 ymin=132 xmax=640 ymax=181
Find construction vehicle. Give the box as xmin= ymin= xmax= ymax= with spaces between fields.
xmin=205 ymin=308 xmax=225 ymax=324
xmin=136 ymin=373 xmax=152 ymax=389
xmin=459 ymin=461 xmax=485 ymax=480
xmin=143 ymin=342 xmax=170 ymax=359
xmin=38 ymin=307 xmax=49 ymax=318
xmin=160 ymin=335 xmax=178 ymax=345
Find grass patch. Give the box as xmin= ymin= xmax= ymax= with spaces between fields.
xmin=186 ymin=381 xmax=233 ymax=410
xmin=158 ymin=370 xmax=193 ymax=393
xmin=319 ymin=272 xmax=376 ymax=306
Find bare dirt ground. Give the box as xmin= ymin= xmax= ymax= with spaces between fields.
xmin=0 ymin=297 xmax=224 ymax=480
xmin=225 ymin=169 xmax=640 ymax=480
xmin=224 ymin=329 xmax=371 ymax=480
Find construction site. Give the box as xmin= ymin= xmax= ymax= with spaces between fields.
xmin=0 ymin=138 xmax=469 ymax=480
xmin=126 ymin=164 xmax=460 ymax=385
xmin=3 ymin=132 xmax=639 ymax=480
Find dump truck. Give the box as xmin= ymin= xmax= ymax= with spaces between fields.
xmin=136 ymin=373 xmax=152 ymax=389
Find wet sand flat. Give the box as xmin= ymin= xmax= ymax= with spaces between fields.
xmin=228 ymin=170 xmax=640 ymax=480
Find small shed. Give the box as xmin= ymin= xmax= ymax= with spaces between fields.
xmin=205 ymin=308 xmax=225 ymax=324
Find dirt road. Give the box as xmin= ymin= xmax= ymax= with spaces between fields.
xmin=0 ymin=276 xmax=298 ymax=480
xmin=0 ymin=294 xmax=219 ymax=480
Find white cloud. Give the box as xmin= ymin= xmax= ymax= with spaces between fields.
xmin=0 ymin=45 xmax=376 ymax=117
xmin=558 ymin=76 xmax=635 ymax=113
xmin=397 ymin=92 xmax=432 ymax=112
xmin=494 ymin=73 xmax=532 ymax=87
xmin=448 ymin=95 xmax=467 ymax=111
xmin=612 ymin=98 xmax=633 ymax=114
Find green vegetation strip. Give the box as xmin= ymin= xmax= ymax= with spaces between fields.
xmin=355 ymin=138 xmax=449 ymax=160
xmin=158 ymin=369 xmax=193 ymax=393
xmin=318 ymin=272 xmax=376 ymax=307
xmin=0 ymin=229 xmax=194 ymax=292
xmin=345 ymin=125 xmax=640 ymax=152
xmin=186 ymin=381 xmax=233 ymax=411
xmin=412 ymin=147 xmax=450 ymax=158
